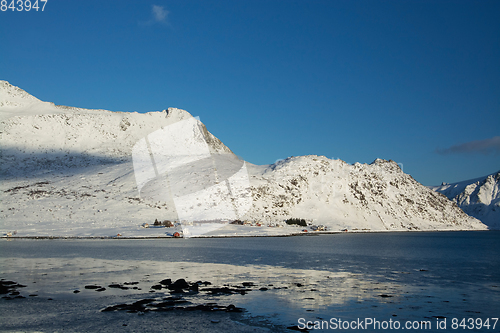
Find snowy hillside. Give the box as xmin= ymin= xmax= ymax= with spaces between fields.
xmin=246 ymin=156 xmax=485 ymax=231
xmin=431 ymin=172 xmax=500 ymax=229
xmin=0 ymin=81 xmax=486 ymax=237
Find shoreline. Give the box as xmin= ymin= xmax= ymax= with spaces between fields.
xmin=1 ymin=229 xmax=494 ymax=240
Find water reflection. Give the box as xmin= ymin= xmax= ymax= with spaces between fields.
xmin=0 ymin=257 xmax=405 ymax=309
xmin=1 ymin=233 xmax=499 ymax=331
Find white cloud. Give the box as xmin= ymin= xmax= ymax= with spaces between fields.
xmin=152 ymin=5 xmax=169 ymax=23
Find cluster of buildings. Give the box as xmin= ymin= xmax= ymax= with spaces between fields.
xmin=141 ymin=218 xmax=327 ymax=232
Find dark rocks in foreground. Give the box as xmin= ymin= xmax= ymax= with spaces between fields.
xmin=101 ymin=295 xmax=243 ymax=313
xmin=100 ymin=278 xmax=257 ymax=315
xmin=1 ymin=279 xmax=27 ymax=300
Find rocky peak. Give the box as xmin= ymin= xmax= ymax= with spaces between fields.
xmin=0 ymin=80 xmax=42 ymax=108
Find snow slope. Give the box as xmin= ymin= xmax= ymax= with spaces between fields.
xmin=0 ymin=81 xmax=487 ymax=237
xmin=430 ymin=172 xmax=500 ymax=229
xmin=244 ymin=156 xmax=485 ymax=231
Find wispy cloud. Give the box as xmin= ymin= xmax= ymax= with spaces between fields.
xmin=140 ymin=5 xmax=170 ymax=26
xmin=152 ymin=5 xmax=169 ymax=24
xmin=436 ymin=136 xmax=500 ymax=155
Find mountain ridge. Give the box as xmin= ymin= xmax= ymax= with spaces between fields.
xmin=431 ymin=171 xmax=500 ymax=229
xmin=0 ymin=81 xmax=487 ymax=237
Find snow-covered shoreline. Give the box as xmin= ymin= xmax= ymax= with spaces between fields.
xmin=1 ymin=229 xmax=493 ymax=240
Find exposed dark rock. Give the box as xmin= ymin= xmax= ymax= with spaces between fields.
xmin=101 ymin=296 xmax=243 ymax=314
xmin=0 ymin=279 xmax=26 ymax=296
xmin=168 ymin=278 xmax=190 ymax=292
xmin=109 ymin=283 xmax=129 ymax=290
xmin=196 ymin=280 xmax=211 ymax=286
xmin=149 ymin=278 xmax=201 ymax=293
xmin=159 ymin=279 xmax=172 ymax=286
xmin=84 ymin=285 xmax=102 ymax=290
xmin=201 ymin=286 xmax=250 ymax=295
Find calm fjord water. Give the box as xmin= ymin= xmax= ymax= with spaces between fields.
xmin=1 ymin=231 xmax=499 ymax=332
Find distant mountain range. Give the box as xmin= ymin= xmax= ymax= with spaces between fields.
xmin=0 ymin=80 xmax=490 ymax=237
xmin=430 ymin=172 xmax=500 ymax=230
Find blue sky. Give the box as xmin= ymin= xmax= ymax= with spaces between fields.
xmin=1 ymin=0 xmax=499 ymax=185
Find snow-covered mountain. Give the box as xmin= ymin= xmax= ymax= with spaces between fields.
xmin=246 ymin=156 xmax=486 ymax=231
xmin=0 ymin=81 xmax=486 ymax=237
xmin=430 ymin=172 xmax=500 ymax=229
